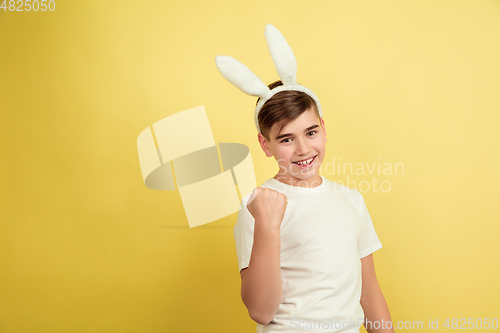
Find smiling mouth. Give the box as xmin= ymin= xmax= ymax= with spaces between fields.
xmin=292 ymin=155 xmax=317 ymax=166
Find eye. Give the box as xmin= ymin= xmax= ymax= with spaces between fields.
xmin=307 ymin=130 xmax=317 ymax=136
xmin=280 ymin=138 xmax=292 ymax=143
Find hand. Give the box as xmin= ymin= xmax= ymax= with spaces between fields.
xmin=246 ymin=187 xmax=288 ymax=231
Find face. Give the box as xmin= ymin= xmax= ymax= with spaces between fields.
xmin=258 ymin=107 xmax=327 ymax=188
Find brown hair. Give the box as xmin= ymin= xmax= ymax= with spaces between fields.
xmin=257 ymin=80 xmax=320 ymax=141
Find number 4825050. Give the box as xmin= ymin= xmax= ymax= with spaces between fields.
xmin=1 ymin=0 xmax=55 ymax=11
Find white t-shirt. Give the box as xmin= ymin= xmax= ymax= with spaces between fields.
xmin=233 ymin=175 xmax=383 ymax=333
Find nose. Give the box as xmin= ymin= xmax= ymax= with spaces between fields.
xmin=296 ymin=137 xmax=311 ymax=155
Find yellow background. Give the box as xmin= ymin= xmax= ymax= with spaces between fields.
xmin=1 ymin=0 xmax=499 ymax=332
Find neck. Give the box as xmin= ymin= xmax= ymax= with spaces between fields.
xmin=273 ymin=174 xmax=323 ymax=188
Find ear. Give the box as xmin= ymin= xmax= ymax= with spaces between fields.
xmin=321 ymin=117 xmax=327 ymax=143
xmin=257 ymin=133 xmax=274 ymax=157
xmin=215 ymin=55 xmax=270 ymax=98
xmin=264 ymin=24 xmax=298 ymax=85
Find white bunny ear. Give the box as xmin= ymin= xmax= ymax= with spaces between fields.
xmin=215 ymin=55 xmax=270 ymax=98
xmin=264 ymin=24 xmax=298 ymax=85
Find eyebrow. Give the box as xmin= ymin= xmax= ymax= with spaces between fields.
xmin=275 ymin=124 xmax=320 ymax=141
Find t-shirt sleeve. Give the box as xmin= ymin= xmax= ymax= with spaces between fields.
xmin=355 ymin=189 xmax=383 ymax=258
xmin=233 ymin=194 xmax=255 ymax=273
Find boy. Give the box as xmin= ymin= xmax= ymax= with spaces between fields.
xmin=216 ymin=24 xmax=394 ymax=333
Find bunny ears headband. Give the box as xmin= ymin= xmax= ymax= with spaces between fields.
xmin=215 ymin=24 xmax=323 ymax=134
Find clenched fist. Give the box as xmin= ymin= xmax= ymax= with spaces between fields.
xmin=246 ymin=187 xmax=288 ymax=231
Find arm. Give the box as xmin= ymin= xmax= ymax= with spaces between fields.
xmin=240 ymin=222 xmax=282 ymax=325
xmin=360 ymin=254 xmax=395 ymax=333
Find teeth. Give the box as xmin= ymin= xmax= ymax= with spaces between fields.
xmin=296 ymin=157 xmax=314 ymax=165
